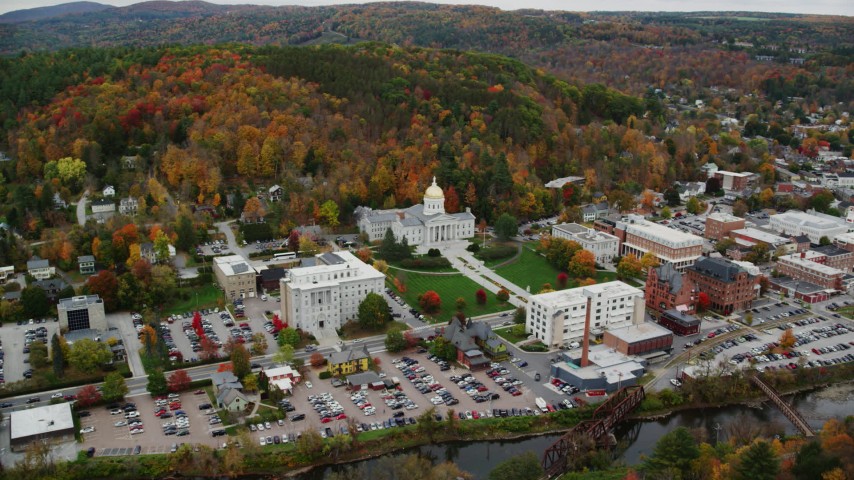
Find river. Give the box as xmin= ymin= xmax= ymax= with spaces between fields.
xmin=297 ymin=384 xmax=854 ymax=479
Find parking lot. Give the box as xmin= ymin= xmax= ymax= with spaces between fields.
xmin=81 ymin=390 xmax=224 ymax=455
xmin=0 ymin=319 xmax=60 ymax=385
xmin=238 ymin=347 xmax=562 ymax=445
xmin=686 ymin=302 xmax=854 ymax=376
xmin=159 ymin=300 xmax=279 ymax=364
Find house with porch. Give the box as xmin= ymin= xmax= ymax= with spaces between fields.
xmin=442 ymin=318 xmax=509 ymax=369
xmin=327 ymin=345 xmax=371 ymax=376
xmin=78 ymin=255 xmax=95 ymax=275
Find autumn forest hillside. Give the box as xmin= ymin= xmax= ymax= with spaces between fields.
xmin=0 ymin=2 xmax=851 ymax=240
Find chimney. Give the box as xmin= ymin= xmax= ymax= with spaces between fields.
xmin=581 ymin=297 xmax=592 ymax=368
xmin=801 ymin=251 xmax=806 ymax=259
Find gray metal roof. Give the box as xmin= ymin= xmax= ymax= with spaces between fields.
xmin=687 ymin=257 xmax=749 ymax=283
xmin=319 ymin=253 xmax=345 ymax=265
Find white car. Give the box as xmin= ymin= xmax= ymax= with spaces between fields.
xmin=256 ymin=423 xmax=265 ymax=431
xmin=670 ymin=378 xmax=682 ymax=388
xmin=264 ymin=421 xmax=272 ymax=430
xmin=261 ymin=295 xmax=268 ymax=301
xmin=80 ymin=426 xmax=95 ymax=434
xmin=51 ymin=392 xmax=63 ymax=399
xmin=305 ymin=381 xmax=313 ymax=389
xmin=114 ymin=421 xmax=127 ymax=427
xmin=130 ymin=428 xmax=144 ymax=435
xmin=259 ymin=437 xmax=266 ymax=446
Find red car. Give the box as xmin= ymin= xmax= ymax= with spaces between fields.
xmin=472 ymin=411 xmax=480 ymax=419
xmin=320 ymin=417 xmax=333 ymax=424
xmin=336 ymin=413 xmax=347 ymax=420
xmin=511 ymin=390 xmax=522 ymax=396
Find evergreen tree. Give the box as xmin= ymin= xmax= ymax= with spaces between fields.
xmin=641 ymin=427 xmax=700 ymax=478
xmin=146 ymin=369 xmax=168 ymax=396
xmin=734 ymin=441 xmax=779 ymax=480
xmin=50 ymin=333 xmax=64 ymax=376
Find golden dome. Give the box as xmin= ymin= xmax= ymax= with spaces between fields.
xmin=424 ymin=176 xmax=444 ymax=199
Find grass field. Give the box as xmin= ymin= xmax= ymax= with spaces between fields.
xmin=163 ymin=283 xmax=221 ymax=315
xmin=495 ymin=247 xmax=620 ymax=292
xmin=495 ymin=247 xmax=560 ymax=292
xmin=494 ymin=326 xmax=531 ymax=344
xmin=388 ymin=272 xmax=510 ymax=323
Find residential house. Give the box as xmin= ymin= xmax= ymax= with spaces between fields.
xmin=327 ymin=345 xmax=371 ymax=376
xmin=33 ymin=278 xmax=69 ymax=302
xmin=26 ymin=256 xmax=55 ymax=280
xmin=217 ymin=388 xmax=249 ymax=412
xmin=211 ymin=371 xmax=243 ymax=392
xmin=53 ymin=192 xmax=67 ymax=209
xmin=121 ymin=155 xmax=138 ymax=170
xmin=119 ymin=197 xmax=139 ymax=215
xmin=102 ymin=185 xmax=115 ymax=198
xmin=263 ymin=365 xmax=302 ymax=394
xmin=91 ymin=199 xmax=115 ymax=214
xmin=268 ymin=185 xmax=284 ymax=202
xmin=140 ymin=242 xmax=176 ymax=264
xmin=0 ymin=265 xmax=14 ymax=285
xmin=78 ymin=255 xmax=95 ymax=275
xmin=581 ymin=203 xmax=610 ymax=223
xmin=258 ymin=267 xmax=287 ymax=292
xmin=442 ymin=318 xmax=509 ymax=367
xmin=678 ymin=182 xmax=706 ymax=201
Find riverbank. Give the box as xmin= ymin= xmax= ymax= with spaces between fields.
xmin=13 ymin=367 xmax=854 ymax=479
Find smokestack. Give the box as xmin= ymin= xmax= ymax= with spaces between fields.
xmin=581 ymin=297 xmax=592 ymax=367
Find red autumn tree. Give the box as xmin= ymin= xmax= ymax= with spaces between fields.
xmin=288 ymin=229 xmax=301 ymax=253
xmin=403 ymin=330 xmax=420 ymax=348
xmin=557 ymin=272 xmax=569 ymax=289
xmin=216 ymin=362 xmax=233 ymax=372
xmin=373 ymin=357 xmax=381 ymax=366
xmin=475 ymin=289 xmax=487 ymax=305
xmin=496 ymin=288 xmax=510 ymax=302
xmin=76 ymin=384 xmax=102 ymax=407
xmin=310 ymin=352 xmax=325 ymax=368
xmin=168 ymin=369 xmax=192 ymax=392
xmin=444 ymin=185 xmax=460 ymax=213
xmin=200 ymin=336 xmax=219 ymax=360
xmin=419 ymin=290 xmax=441 ymax=314
xmin=696 ymin=292 xmax=711 ymax=312
xmin=192 ymin=311 xmax=203 ymax=336
xmin=86 ymin=270 xmax=119 ymax=311
xmin=271 ymin=314 xmax=285 ymax=332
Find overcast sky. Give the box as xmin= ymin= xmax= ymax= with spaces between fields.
xmin=1 ymin=0 xmax=852 ymax=16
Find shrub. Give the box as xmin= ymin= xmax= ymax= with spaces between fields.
xmin=466 ymin=243 xmax=480 ymax=253
xmin=318 ymin=371 xmax=332 ymax=380
xmin=475 ymin=245 xmax=517 ymax=261
xmin=427 ymin=248 xmax=441 ymax=257
xmin=399 ymin=257 xmax=451 ymax=269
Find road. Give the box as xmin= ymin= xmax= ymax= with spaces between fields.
xmin=76 ymin=190 xmax=88 ymax=226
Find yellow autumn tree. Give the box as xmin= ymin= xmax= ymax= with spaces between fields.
xmin=126 ymin=243 xmax=141 ymax=269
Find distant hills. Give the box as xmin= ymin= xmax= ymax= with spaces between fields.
xmin=0 ymin=1 xmax=111 ymax=23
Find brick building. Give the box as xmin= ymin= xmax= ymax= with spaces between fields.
xmin=776 ymin=252 xmax=844 ymax=290
xmin=645 ymin=263 xmax=695 ymax=317
xmin=685 ymin=257 xmax=759 ymax=315
xmin=811 ymin=245 xmax=854 ymax=272
xmin=614 ymin=214 xmax=703 ymax=272
xmin=658 ymin=309 xmax=701 ymax=336
xmin=713 ymin=170 xmax=752 ymax=192
xmin=704 ymin=212 xmax=745 ymax=241
xmin=602 ymin=322 xmax=673 ymax=356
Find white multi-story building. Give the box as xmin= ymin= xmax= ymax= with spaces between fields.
xmin=526 ymin=281 xmax=645 ymax=348
xmin=768 ymin=210 xmax=850 ymax=244
xmin=356 ymin=177 xmax=476 ymax=246
xmin=615 ymin=215 xmax=704 ymax=271
xmin=280 ymin=251 xmax=385 ymax=335
xmin=551 ymin=223 xmax=619 ymax=264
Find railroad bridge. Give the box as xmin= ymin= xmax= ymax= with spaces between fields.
xmin=541 ymin=386 xmax=645 ymax=478
xmin=750 ymin=375 xmax=815 ymax=437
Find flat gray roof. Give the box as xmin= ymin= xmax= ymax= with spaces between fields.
xmin=10 ymin=402 xmax=74 ymax=440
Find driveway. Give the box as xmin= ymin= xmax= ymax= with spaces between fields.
xmin=75 ymin=190 xmax=88 ymax=226
xmin=106 ymin=312 xmax=145 ymax=378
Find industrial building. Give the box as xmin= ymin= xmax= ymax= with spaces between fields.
xmin=10 ymin=403 xmax=75 ymax=451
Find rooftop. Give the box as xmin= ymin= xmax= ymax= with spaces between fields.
xmin=606 ymin=322 xmax=673 ymax=343
xmin=214 ymin=255 xmax=253 ymax=276
xmin=706 ymin=212 xmax=744 ymax=223
xmin=544 ymin=176 xmax=585 ymax=189
xmin=778 ymin=253 xmax=844 ymax=275
xmin=770 ymin=210 xmax=848 ymax=230
xmin=687 ymin=257 xmax=750 ymax=283
xmin=531 ymin=281 xmax=642 ymax=307
xmin=619 ymin=215 xmax=703 ymax=249
xmin=662 ymin=309 xmax=701 ymax=327
xmin=57 ymin=295 xmax=102 ymax=310
xmin=731 ymin=227 xmax=790 ymax=246
xmin=812 ymin=245 xmax=851 ymax=257
xmin=10 ymin=402 xmax=74 ymax=440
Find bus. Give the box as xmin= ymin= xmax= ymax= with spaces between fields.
xmin=273 ymin=252 xmax=297 ymax=260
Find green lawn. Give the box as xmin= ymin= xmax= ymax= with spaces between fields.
xmin=495 ymin=247 xmax=562 ymax=292
xmin=388 ymin=272 xmax=511 ymax=323
xmin=494 ymin=326 xmax=530 ymax=344
xmin=162 ymin=283 xmax=222 ymax=315
xmin=495 ymin=247 xmax=620 ymax=292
